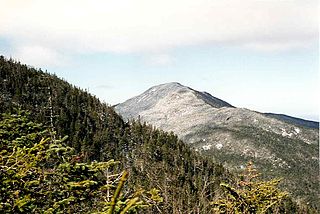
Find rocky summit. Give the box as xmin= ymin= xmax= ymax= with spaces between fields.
xmin=115 ymin=82 xmax=319 ymax=206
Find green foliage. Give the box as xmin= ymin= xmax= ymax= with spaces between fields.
xmin=125 ymin=121 xmax=233 ymax=213
xmin=0 ymin=56 xmax=125 ymax=161
xmin=0 ymin=112 xmax=162 ymax=213
xmin=0 ymin=110 xmax=47 ymax=149
xmin=94 ymin=171 xmax=163 ymax=214
xmin=212 ymin=161 xmax=288 ymax=213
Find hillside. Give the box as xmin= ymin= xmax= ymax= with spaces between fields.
xmin=115 ymin=82 xmax=319 ymax=208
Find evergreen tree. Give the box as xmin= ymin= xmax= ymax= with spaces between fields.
xmin=0 ymin=111 xmax=162 ymax=213
xmin=212 ymin=161 xmax=289 ymax=213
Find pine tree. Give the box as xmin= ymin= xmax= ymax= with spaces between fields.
xmin=212 ymin=161 xmax=288 ymax=213
xmin=0 ymin=111 xmax=162 ymax=213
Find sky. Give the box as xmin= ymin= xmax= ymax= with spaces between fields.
xmin=0 ymin=0 xmax=318 ymax=121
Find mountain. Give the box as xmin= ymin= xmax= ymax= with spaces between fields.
xmin=115 ymin=82 xmax=233 ymax=119
xmin=115 ymin=82 xmax=319 ymax=207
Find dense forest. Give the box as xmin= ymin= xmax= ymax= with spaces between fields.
xmin=0 ymin=56 xmax=317 ymax=213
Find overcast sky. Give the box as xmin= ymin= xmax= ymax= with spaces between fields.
xmin=0 ymin=0 xmax=318 ymax=121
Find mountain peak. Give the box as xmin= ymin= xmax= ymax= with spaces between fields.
xmin=159 ymin=82 xmax=183 ymax=87
xmin=148 ymin=82 xmax=234 ymax=108
xmin=146 ymin=82 xmax=187 ymax=93
xmin=115 ymin=82 xmax=233 ymax=121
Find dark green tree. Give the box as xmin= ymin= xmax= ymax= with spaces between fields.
xmin=0 ymin=111 xmax=162 ymax=213
xmin=212 ymin=161 xmax=288 ymax=213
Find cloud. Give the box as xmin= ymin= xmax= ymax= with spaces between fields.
xmin=145 ymin=54 xmax=174 ymax=66
xmin=0 ymin=0 xmax=317 ymax=64
xmin=13 ymin=45 xmax=67 ymax=68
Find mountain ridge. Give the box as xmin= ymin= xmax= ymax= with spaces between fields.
xmin=115 ymin=82 xmax=319 ymax=207
xmin=116 ymin=82 xmax=318 ymax=125
xmin=263 ymin=112 xmax=319 ymax=129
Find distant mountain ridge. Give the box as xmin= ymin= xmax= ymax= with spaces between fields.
xmin=115 ymin=82 xmax=319 ymax=207
xmin=264 ymin=113 xmax=318 ymax=129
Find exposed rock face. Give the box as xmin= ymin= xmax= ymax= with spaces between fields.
xmin=115 ymin=82 xmax=319 ymax=206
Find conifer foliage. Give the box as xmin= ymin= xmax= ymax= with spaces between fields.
xmin=0 ymin=111 xmax=162 ymax=213
xmin=212 ymin=161 xmax=288 ymax=213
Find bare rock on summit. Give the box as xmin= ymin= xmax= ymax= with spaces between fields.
xmin=115 ymin=82 xmax=319 ymax=207
xmin=116 ymin=82 xmax=233 ymax=119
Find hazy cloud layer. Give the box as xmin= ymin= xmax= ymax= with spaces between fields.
xmin=0 ymin=0 xmax=317 ymax=66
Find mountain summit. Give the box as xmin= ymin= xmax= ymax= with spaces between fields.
xmin=115 ymin=82 xmax=319 ymax=206
xmin=116 ymin=82 xmax=235 ymax=135
xmin=116 ymin=82 xmax=233 ymax=120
